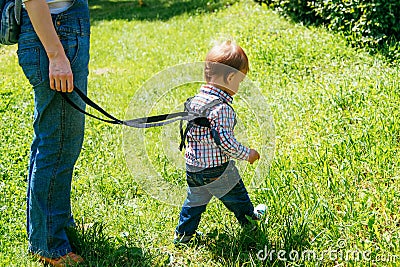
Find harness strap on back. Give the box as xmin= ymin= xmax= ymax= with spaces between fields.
xmin=179 ymin=121 xmax=193 ymax=151
xmin=179 ymin=97 xmax=228 ymax=151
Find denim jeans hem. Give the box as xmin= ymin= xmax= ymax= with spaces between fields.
xmin=28 ymin=244 xmax=72 ymax=259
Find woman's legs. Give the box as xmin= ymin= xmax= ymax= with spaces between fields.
xmin=19 ymin=1 xmax=90 ymax=258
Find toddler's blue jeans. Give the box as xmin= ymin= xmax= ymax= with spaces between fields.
xmin=176 ymin=161 xmax=255 ymax=236
xmin=18 ymin=0 xmax=90 ymax=258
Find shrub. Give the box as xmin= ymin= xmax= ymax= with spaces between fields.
xmin=256 ymin=0 xmax=400 ymax=62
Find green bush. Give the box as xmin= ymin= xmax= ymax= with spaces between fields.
xmin=256 ymin=0 xmax=400 ymax=62
xmin=256 ymin=0 xmax=322 ymax=24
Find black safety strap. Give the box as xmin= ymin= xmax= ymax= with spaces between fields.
xmin=178 ymin=97 xmax=226 ymax=151
xmin=179 ymin=121 xmax=193 ymax=151
xmin=60 ymin=87 xmax=123 ymax=124
xmin=59 ymin=86 xmax=205 ymax=129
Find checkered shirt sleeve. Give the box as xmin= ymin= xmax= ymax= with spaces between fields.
xmin=209 ymin=104 xmax=250 ymax=160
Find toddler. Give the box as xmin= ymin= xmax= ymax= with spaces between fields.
xmin=174 ymin=40 xmax=266 ymax=244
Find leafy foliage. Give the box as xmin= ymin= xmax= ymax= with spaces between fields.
xmin=256 ymin=0 xmax=400 ymax=62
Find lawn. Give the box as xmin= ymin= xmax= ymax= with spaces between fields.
xmin=0 ymin=0 xmax=399 ymax=266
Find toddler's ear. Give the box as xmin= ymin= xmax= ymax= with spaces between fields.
xmin=226 ymin=72 xmax=235 ymax=84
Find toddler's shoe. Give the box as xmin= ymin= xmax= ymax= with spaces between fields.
xmin=253 ymin=204 xmax=267 ymax=220
xmin=173 ymin=231 xmax=204 ymax=245
xmin=173 ymin=232 xmax=194 ymax=244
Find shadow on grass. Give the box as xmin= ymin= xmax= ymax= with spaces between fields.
xmin=66 ymin=221 xmax=152 ymax=267
xmin=205 ymin=225 xmax=269 ymax=265
xmin=202 ymin=216 xmax=312 ymax=266
xmin=89 ymin=0 xmax=235 ymax=22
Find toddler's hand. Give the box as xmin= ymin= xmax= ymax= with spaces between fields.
xmin=248 ymin=149 xmax=260 ymax=164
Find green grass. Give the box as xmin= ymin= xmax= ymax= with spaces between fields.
xmin=1 ymin=0 xmax=400 ymax=266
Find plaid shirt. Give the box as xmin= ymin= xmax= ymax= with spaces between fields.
xmin=185 ymin=84 xmax=251 ymax=168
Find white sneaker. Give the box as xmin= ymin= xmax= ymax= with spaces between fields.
xmin=253 ymin=204 xmax=267 ymax=220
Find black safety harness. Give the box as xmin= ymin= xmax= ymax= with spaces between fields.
xmin=59 ymin=87 xmax=229 ymax=150
xmin=178 ymin=96 xmax=227 ymax=151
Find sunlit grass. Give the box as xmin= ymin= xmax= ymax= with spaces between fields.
xmin=1 ymin=0 xmax=399 ymax=266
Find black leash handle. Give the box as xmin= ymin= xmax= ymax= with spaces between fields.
xmin=59 ymin=87 xmax=195 ymax=128
xmin=59 ymin=87 xmax=123 ymax=124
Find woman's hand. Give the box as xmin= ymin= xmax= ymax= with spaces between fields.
xmin=25 ymin=0 xmax=73 ymax=92
xmin=47 ymin=51 xmax=74 ymax=92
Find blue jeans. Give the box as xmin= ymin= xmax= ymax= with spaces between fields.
xmin=18 ymin=0 xmax=90 ymax=258
xmin=176 ymin=161 xmax=255 ymax=236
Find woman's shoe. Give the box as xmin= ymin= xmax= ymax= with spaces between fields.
xmin=37 ymin=252 xmax=84 ymax=267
